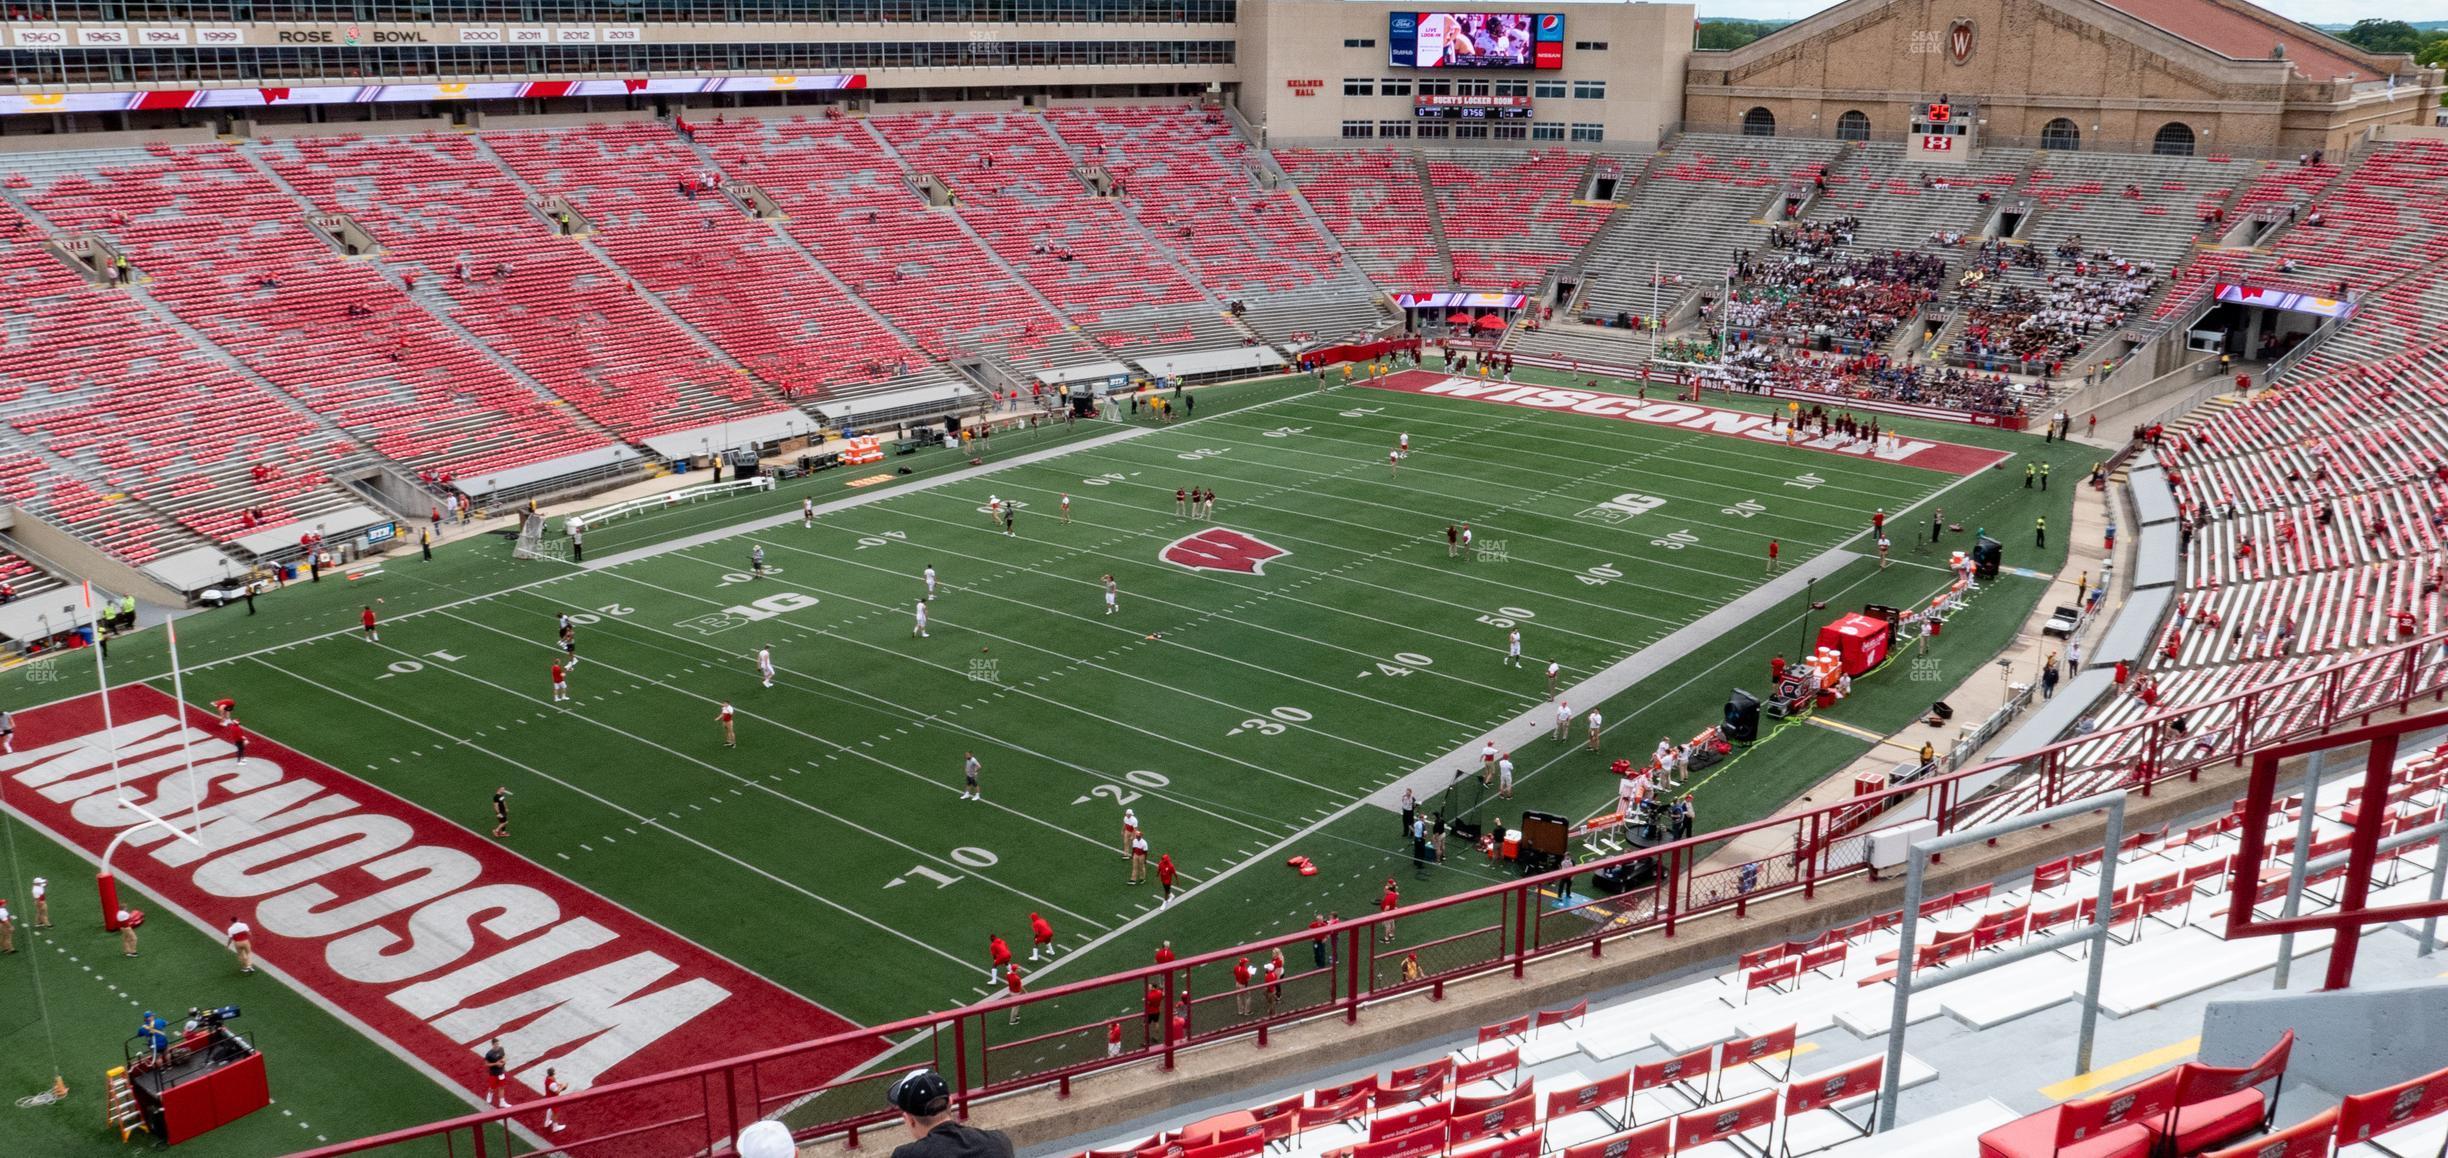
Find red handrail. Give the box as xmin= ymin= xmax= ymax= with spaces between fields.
xmin=292 ymin=631 xmax=2448 ymax=1157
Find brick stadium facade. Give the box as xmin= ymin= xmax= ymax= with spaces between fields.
xmin=1684 ymin=0 xmax=2445 ymax=156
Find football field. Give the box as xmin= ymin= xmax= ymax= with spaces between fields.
xmin=0 ymin=369 xmax=2090 ymax=1153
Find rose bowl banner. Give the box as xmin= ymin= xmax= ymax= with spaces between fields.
xmin=0 ymin=73 xmax=864 ymax=117
xmin=0 ymin=686 xmax=882 ymax=1147
xmin=1361 ymin=371 xmax=2009 ymax=475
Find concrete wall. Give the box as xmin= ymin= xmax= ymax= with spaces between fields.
xmin=0 ymin=508 xmax=187 ymax=608
xmin=2201 ymin=979 xmax=2448 ymax=1092
xmin=1240 ymin=0 xmax=1691 ymax=148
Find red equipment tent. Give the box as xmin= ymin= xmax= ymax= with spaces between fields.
xmin=1816 ymin=613 xmax=1892 ymax=676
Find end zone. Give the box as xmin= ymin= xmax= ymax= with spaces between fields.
xmin=1359 ymin=371 xmax=2014 ymax=476
xmin=0 ymin=686 xmax=883 ymax=1144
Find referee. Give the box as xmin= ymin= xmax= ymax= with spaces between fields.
xmin=886 ymin=1069 xmax=1012 ymax=1158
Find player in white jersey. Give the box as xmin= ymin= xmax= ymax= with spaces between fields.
xmin=802 ymin=497 xmax=814 ymax=529
xmin=1505 ymin=628 xmax=1522 ymax=667
xmin=1103 ymin=574 xmax=1119 ymax=615
xmin=913 ymin=599 xmax=930 ymax=638
xmin=756 ymin=646 xmax=775 ymax=688
xmin=924 ymin=564 xmax=938 ymax=601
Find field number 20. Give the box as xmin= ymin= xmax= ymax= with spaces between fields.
xmin=1073 ymin=769 xmax=1172 ymax=807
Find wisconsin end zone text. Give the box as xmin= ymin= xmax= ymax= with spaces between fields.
xmin=0 ymin=687 xmax=879 ymax=1145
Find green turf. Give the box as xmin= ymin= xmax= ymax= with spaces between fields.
xmin=0 ymin=368 xmax=2096 ymax=1150
xmin=0 ymin=813 xmax=469 ymax=1155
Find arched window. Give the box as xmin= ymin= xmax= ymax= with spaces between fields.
xmin=2040 ymin=117 xmax=2081 ymax=152
xmin=2152 ymin=121 xmax=2197 ymax=157
xmin=1741 ymin=106 xmax=1777 ymax=137
xmin=1835 ymin=110 xmax=1871 ymax=141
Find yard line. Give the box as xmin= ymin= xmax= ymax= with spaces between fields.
xmin=424 ymin=605 xmax=1140 ymax=863
xmin=1430 ymin=459 xmax=2003 ymax=805
xmin=825 ymin=453 xmax=1538 ymax=661
xmin=577 ymin=379 xmax=1337 ymax=573
xmin=869 ymin=484 xmax=1650 ymax=653
xmin=1273 ymin=386 xmax=1943 ymax=493
xmin=577 ymin=564 xmax=1371 ymax=802
xmin=1201 ymin=407 xmax=1898 ymax=525
xmin=490 ymin=585 xmax=1498 ymax=881
xmin=671 ymin=544 xmax=1482 ymax=746
xmin=241 ymin=656 xmax=987 ymax=972
xmin=1092 ymin=436 xmax=1845 ymax=585
xmin=341 ymin=633 xmax=1112 ymax=931
xmin=1197 ymin=408 xmax=1920 ymax=543
xmin=1076 ymin=439 xmax=1779 ymax=604
xmin=745 ymin=512 xmax=1545 ymax=699
xmin=504 ymin=587 xmax=1507 ymax=886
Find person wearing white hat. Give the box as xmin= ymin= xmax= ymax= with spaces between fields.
xmin=30 ymin=876 xmax=48 ymax=928
xmin=118 ymin=909 xmax=138 ymax=957
xmin=0 ymin=897 xmax=13 ymax=954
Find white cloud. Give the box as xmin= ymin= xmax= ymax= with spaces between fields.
xmin=1695 ymin=0 xmax=2448 ymax=28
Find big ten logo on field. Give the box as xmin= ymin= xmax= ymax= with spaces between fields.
xmin=967 ymin=656 xmax=1000 ymax=684
xmin=678 ymin=592 xmax=819 ymax=636
xmin=1476 ymin=539 xmax=1510 ymax=563
xmin=1577 ymin=492 xmax=1665 ymax=525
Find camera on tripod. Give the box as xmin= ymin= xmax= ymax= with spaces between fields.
xmin=189 ymin=1005 xmax=241 ymax=1031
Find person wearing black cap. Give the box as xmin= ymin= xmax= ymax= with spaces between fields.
xmin=886 ymin=1069 xmax=1013 ymax=1158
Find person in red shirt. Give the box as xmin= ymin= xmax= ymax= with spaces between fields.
xmin=540 ymin=1066 xmax=568 ymax=1134
xmin=1155 ymin=853 xmax=1177 ymax=907
xmin=1263 ymin=951 xmax=1285 ymax=1014
xmin=987 ymin=934 xmax=1011 ymax=983
xmin=1169 ymin=1008 xmax=1189 ymax=1044
xmin=1307 ymin=913 xmax=1330 ymax=969
xmin=1153 ymin=940 xmax=1174 ymax=966
xmin=1766 ymin=539 xmax=1780 ymax=575
xmin=212 ymin=697 xmax=236 ymax=724
xmin=550 ymin=662 xmax=569 ymax=703
xmin=1142 ymin=981 xmax=1164 ymax=1042
xmin=360 ymin=604 xmax=380 ymax=643
xmin=225 ymin=717 xmax=247 ymax=766
xmin=1232 ymin=956 xmax=1254 ymax=1015
xmin=1004 ymin=964 xmax=1026 ymax=1025
xmin=1378 ymin=878 xmax=1400 ymax=943
xmin=1871 ymin=508 xmax=1885 ymax=536
xmin=1106 ymin=1019 xmax=1123 ymax=1057
xmin=1028 ymin=912 xmax=1054 ymax=961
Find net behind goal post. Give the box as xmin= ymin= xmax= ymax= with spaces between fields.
xmin=511 ymin=513 xmax=567 ymax=562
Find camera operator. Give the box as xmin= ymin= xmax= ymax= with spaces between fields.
xmin=886 ymin=1069 xmax=1013 ymax=1158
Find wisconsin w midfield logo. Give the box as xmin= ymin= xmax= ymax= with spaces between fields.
xmin=1161 ymin=527 xmax=1289 ymax=574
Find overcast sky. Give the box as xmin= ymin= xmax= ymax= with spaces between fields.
xmin=1694 ymin=0 xmax=2448 ymax=26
